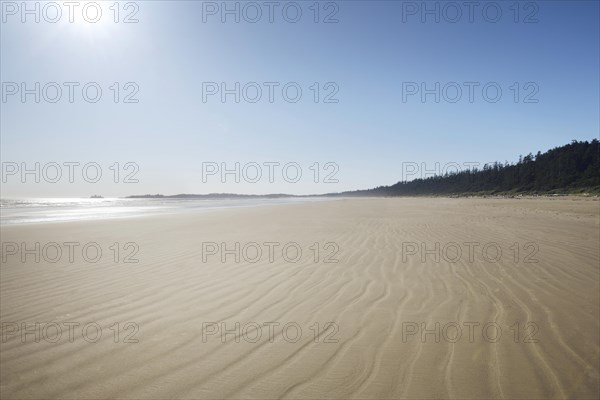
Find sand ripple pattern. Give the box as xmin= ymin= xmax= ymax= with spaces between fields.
xmin=1 ymin=198 xmax=599 ymax=399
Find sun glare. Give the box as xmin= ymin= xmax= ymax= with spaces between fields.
xmin=64 ymin=1 xmax=117 ymax=39
xmin=14 ymin=1 xmax=129 ymax=40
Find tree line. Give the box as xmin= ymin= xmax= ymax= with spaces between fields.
xmin=342 ymin=139 xmax=599 ymax=196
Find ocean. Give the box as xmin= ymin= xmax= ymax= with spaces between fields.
xmin=0 ymin=197 xmax=329 ymax=225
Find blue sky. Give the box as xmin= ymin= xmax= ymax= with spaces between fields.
xmin=1 ymin=0 xmax=599 ymax=197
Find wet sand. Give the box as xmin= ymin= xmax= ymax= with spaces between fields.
xmin=1 ymin=197 xmax=598 ymax=399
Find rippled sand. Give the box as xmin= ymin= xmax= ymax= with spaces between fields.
xmin=1 ymin=197 xmax=598 ymax=399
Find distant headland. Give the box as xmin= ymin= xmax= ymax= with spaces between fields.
xmin=126 ymin=139 xmax=599 ymax=199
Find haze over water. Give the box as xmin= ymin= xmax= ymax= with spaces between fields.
xmin=0 ymin=197 xmax=328 ymax=225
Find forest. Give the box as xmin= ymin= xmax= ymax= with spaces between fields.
xmin=342 ymin=139 xmax=600 ymax=196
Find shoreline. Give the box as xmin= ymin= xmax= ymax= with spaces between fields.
xmin=1 ymin=197 xmax=599 ymax=399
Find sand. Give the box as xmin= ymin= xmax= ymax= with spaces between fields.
xmin=1 ymin=197 xmax=599 ymax=399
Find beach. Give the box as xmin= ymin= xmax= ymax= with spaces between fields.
xmin=1 ymin=197 xmax=598 ymax=399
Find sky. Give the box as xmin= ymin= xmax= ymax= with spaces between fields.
xmin=1 ymin=0 xmax=599 ymax=197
